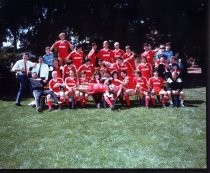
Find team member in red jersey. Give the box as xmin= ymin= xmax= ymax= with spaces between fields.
xmin=122 ymin=45 xmax=136 ymax=70
xmin=49 ymin=71 xmax=68 ymax=106
xmin=133 ymin=70 xmax=150 ymax=108
xmin=114 ymin=70 xmax=136 ymax=107
xmin=141 ymin=43 xmax=158 ymax=66
xmin=68 ymin=44 xmax=84 ymax=70
xmin=50 ymin=33 xmax=73 ymax=66
xmin=87 ymin=43 xmax=97 ymax=67
xmin=136 ymin=56 xmax=152 ymax=81
xmin=65 ymin=70 xmax=80 ymax=106
xmin=78 ymin=71 xmax=89 ymax=107
xmin=77 ymin=59 xmax=94 ymax=80
xmin=62 ymin=60 xmax=77 ymax=80
xmin=148 ymin=70 xmax=168 ymax=107
xmin=97 ymin=40 xmax=114 ymax=63
xmin=89 ymin=72 xmax=103 ymax=108
xmin=115 ymin=57 xmax=134 ymax=78
xmin=112 ymin=42 xmax=125 ymax=63
xmin=109 ymin=71 xmax=123 ymax=102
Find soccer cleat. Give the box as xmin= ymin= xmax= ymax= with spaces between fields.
xmin=37 ymin=106 xmax=42 ymax=112
xmin=169 ymin=103 xmax=173 ymax=107
xmin=15 ymin=103 xmax=22 ymax=106
xmin=48 ymin=107 xmax=52 ymax=111
xmin=163 ymin=105 xmax=166 ymax=108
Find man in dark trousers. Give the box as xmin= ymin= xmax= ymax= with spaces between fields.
xmin=30 ymin=72 xmax=59 ymax=112
xmin=11 ymin=52 xmax=35 ymax=106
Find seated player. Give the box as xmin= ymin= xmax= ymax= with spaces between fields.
xmin=113 ymin=70 xmax=136 ymax=107
xmin=49 ymin=71 xmax=68 ymax=106
xmin=89 ymin=72 xmax=103 ymax=108
xmin=133 ymin=70 xmax=150 ymax=108
xmin=30 ymin=72 xmax=59 ymax=112
xmin=103 ymin=79 xmax=116 ymax=109
xmin=109 ymin=71 xmax=123 ymax=102
xmin=166 ymin=71 xmax=185 ymax=107
xmin=65 ymin=70 xmax=80 ymax=107
xmin=78 ymin=71 xmax=89 ymax=107
xmin=148 ymin=70 xmax=168 ymax=107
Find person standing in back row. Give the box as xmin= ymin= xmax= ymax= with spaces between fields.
xmin=50 ymin=32 xmax=73 ymax=66
xmin=11 ymin=52 xmax=35 ymax=106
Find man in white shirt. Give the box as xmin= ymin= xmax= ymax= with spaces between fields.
xmin=11 ymin=52 xmax=34 ymax=106
xmin=32 ymin=56 xmax=49 ymax=81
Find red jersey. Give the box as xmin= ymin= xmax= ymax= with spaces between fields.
xmin=97 ymin=48 xmax=114 ymax=63
xmin=149 ymin=76 xmax=164 ymax=92
xmin=137 ymin=63 xmax=152 ymax=81
xmin=79 ymin=77 xmax=89 ymax=85
xmin=116 ymin=61 xmax=134 ymax=78
xmin=77 ymin=64 xmax=94 ymax=79
xmin=141 ymin=50 xmax=155 ymax=65
xmin=112 ymin=49 xmax=125 ymax=62
xmin=49 ymin=78 xmax=64 ymax=93
xmin=133 ymin=76 xmax=148 ymax=90
xmin=68 ymin=51 xmax=84 ymax=69
xmin=52 ymin=40 xmax=71 ymax=59
xmin=112 ymin=79 xmax=121 ymax=86
xmin=122 ymin=52 xmax=136 ymax=70
xmin=53 ymin=66 xmax=62 ymax=78
xmin=102 ymin=61 xmax=118 ymax=74
xmin=122 ymin=76 xmax=135 ymax=89
xmin=65 ymin=77 xmax=78 ymax=88
xmin=62 ymin=64 xmax=77 ymax=79
xmin=87 ymin=49 xmax=97 ymax=66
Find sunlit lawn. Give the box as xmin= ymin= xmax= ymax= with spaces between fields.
xmin=0 ymin=87 xmax=206 ymax=168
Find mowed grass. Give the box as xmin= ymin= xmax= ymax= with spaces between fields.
xmin=0 ymin=87 xmax=206 ymax=168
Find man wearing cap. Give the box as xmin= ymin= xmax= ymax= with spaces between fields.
xmin=50 ymin=32 xmax=73 ymax=66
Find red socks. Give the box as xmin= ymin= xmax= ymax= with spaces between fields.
xmin=145 ymin=97 xmax=150 ymax=107
xmin=47 ymin=101 xmax=52 ymax=109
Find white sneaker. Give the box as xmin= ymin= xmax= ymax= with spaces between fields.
xmin=180 ymin=103 xmax=185 ymax=107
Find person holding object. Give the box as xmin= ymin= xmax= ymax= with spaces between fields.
xmin=11 ymin=52 xmax=35 ymax=106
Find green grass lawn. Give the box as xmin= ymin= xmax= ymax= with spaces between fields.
xmin=0 ymin=87 xmax=206 ymax=168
